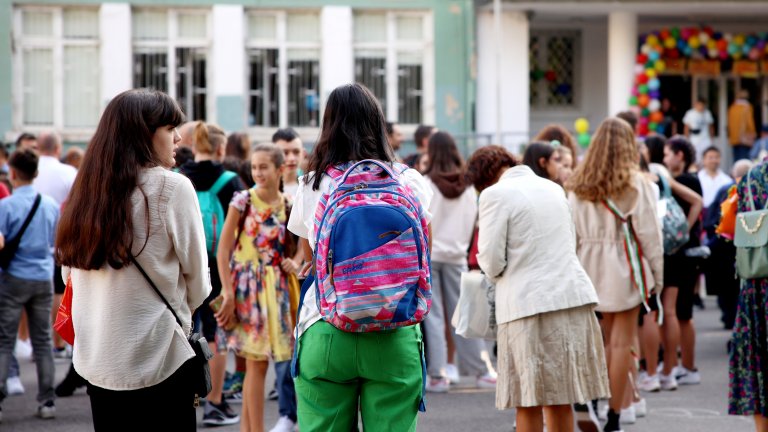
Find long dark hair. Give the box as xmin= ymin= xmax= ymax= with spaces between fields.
xmin=56 ymin=89 xmax=184 ymax=270
xmin=424 ymin=131 xmax=464 ymax=176
xmin=305 ymin=83 xmax=394 ymax=190
xmin=522 ymin=141 xmax=556 ymax=179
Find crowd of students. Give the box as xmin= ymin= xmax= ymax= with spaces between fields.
xmin=0 ymin=83 xmax=766 ymax=432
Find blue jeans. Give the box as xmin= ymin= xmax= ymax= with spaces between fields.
xmin=274 ymin=361 xmax=297 ymax=422
xmin=733 ymin=144 xmax=751 ymax=162
xmin=0 ymin=273 xmax=55 ymax=403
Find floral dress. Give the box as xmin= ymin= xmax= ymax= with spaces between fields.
xmin=730 ymin=163 xmax=768 ymax=416
xmin=219 ymin=188 xmax=298 ymax=362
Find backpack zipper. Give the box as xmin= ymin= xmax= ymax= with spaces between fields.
xmin=327 ymin=250 xmax=334 ymax=285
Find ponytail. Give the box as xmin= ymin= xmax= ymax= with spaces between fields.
xmin=194 ymin=121 xmax=227 ymax=156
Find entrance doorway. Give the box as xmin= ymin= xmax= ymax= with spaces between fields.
xmin=658 ymin=75 xmax=690 ymax=137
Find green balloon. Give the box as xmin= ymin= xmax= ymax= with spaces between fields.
xmin=671 ymin=27 xmax=680 ymax=38
xmin=642 ymin=108 xmax=651 ymax=117
xmin=533 ymin=69 xmax=545 ymax=80
xmin=578 ymin=133 xmax=591 ymax=148
xmin=646 ymin=61 xmax=655 ymax=69
xmin=648 ymin=122 xmax=658 ymax=130
xmin=629 ymin=96 xmax=638 ymax=106
xmin=638 ymin=84 xmax=649 ymax=94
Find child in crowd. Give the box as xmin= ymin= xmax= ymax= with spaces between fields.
xmin=216 ymin=144 xmax=300 ymax=432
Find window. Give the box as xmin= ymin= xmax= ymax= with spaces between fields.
xmin=529 ymin=30 xmax=580 ymax=109
xmin=353 ymin=12 xmax=432 ymax=124
xmin=132 ymin=9 xmax=210 ymax=121
xmin=246 ymin=11 xmax=321 ymax=128
xmin=13 ymin=7 xmax=100 ymax=129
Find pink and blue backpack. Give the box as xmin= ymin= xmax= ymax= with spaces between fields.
xmin=311 ymin=159 xmax=432 ymax=332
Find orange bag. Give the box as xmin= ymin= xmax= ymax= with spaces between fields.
xmin=716 ymin=185 xmax=738 ymax=240
xmin=53 ymin=275 xmax=75 ymax=345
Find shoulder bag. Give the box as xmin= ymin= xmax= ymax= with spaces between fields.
xmin=130 ymin=256 xmax=213 ymax=406
xmin=734 ymin=167 xmax=768 ymax=279
xmin=657 ymin=175 xmax=690 ymax=255
xmin=0 ymin=194 xmax=42 ymax=270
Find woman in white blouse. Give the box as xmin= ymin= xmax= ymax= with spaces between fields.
xmin=55 ymin=89 xmax=211 ymax=430
xmin=468 ymin=145 xmax=609 ymax=432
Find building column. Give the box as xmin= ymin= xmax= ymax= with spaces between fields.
xmin=320 ymin=6 xmax=353 ymax=103
xmin=607 ymin=11 xmax=637 ymax=117
xmin=212 ymin=5 xmax=245 ymax=132
xmin=99 ymin=4 xmax=132 ymax=108
xmin=476 ymin=10 xmax=529 ymax=150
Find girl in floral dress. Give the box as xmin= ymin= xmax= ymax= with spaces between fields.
xmin=216 ymin=144 xmax=300 ymax=432
xmin=730 ymin=162 xmax=768 ymax=432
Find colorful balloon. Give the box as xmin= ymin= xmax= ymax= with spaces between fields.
xmin=641 ymin=108 xmax=651 ymax=117
xmin=649 ymin=90 xmax=661 ymax=99
xmin=664 ymin=37 xmax=677 ymax=49
xmin=637 ymin=74 xmax=649 ymax=85
xmin=689 ymin=35 xmax=701 ymax=49
xmin=648 ymin=78 xmax=660 ymax=90
xmin=629 ymin=95 xmax=638 ymax=106
xmin=647 ymin=34 xmax=660 ymax=46
xmin=638 ymin=124 xmax=649 ymax=136
xmin=648 ymin=122 xmax=658 ymax=130
xmin=638 ymin=95 xmax=650 ymax=108
xmin=671 ymin=27 xmax=680 ymax=39
xmin=699 ymin=32 xmax=710 ymax=44
xmin=650 ymin=111 xmax=664 ymax=123
xmin=649 ymin=50 xmax=660 ymax=61
xmin=637 ymin=53 xmax=649 ymax=64
xmin=638 ymin=84 xmax=649 ymax=94
xmin=648 ymin=99 xmax=661 ymax=112
xmin=577 ymin=133 xmax=591 ymax=148
xmin=734 ymin=34 xmax=746 ymax=46
xmin=655 ymin=60 xmax=666 ymax=72
xmin=574 ymin=118 xmax=590 ymax=135
xmin=749 ymin=48 xmax=760 ymax=60
xmin=545 ymin=70 xmax=557 ymax=82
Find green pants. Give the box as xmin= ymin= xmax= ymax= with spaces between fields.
xmin=294 ymin=321 xmax=425 ymax=432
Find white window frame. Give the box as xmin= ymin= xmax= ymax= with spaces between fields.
xmin=12 ymin=6 xmax=100 ymax=135
xmin=132 ymin=8 xmax=214 ymax=122
xmin=244 ymin=9 xmax=322 ymax=132
xmin=353 ymin=10 xmax=435 ymax=125
xmin=529 ymin=29 xmax=581 ymax=112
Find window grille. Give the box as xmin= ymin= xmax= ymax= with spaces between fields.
xmin=132 ymin=9 xmax=209 ymax=121
xmin=245 ymin=11 xmax=321 ymax=128
xmin=14 ymin=7 xmax=100 ymax=129
xmin=529 ymin=30 xmax=580 ymax=110
xmin=353 ymin=12 xmax=432 ymax=125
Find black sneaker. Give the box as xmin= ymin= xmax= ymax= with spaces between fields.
xmin=268 ymin=387 xmax=279 ymax=401
xmin=202 ymin=400 xmax=239 ymax=427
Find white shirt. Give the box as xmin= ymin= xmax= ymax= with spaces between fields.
xmin=33 ymin=155 xmax=77 ymax=206
xmin=477 ymin=166 xmax=598 ymax=323
xmin=697 ymin=169 xmax=733 ymax=208
xmin=425 ymin=178 xmax=477 ymax=265
xmin=65 ymin=168 xmax=211 ymax=390
xmin=287 ymin=167 xmax=433 ymax=338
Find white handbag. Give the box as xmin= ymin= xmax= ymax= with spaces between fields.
xmin=451 ymin=271 xmax=496 ymax=340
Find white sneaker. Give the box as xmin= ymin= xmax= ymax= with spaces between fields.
xmin=637 ymin=373 xmax=661 ymax=392
xmin=598 ymin=403 xmax=608 ymax=421
xmin=633 ymin=398 xmax=647 ymax=418
xmin=14 ymin=339 xmax=32 ymax=360
xmin=620 ymin=405 xmax=636 ymax=424
xmin=425 ymin=377 xmax=450 ymax=393
xmin=444 ymin=364 xmax=460 ymax=384
xmin=475 ymin=372 xmax=497 ymax=389
xmin=6 ymin=376 xmax=24 ymax=396
xmin=268 ymin=415 xmax=296 ymax=432
xmin=659 ymin=372 xmax=678 ymax=391
xmin=37 ymin=400 xmax=55 ymax=419
xmin=675 ymin=367 xmax=701 ymax=385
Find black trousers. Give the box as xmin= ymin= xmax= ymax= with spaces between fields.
xmin=87 ymin=359 xmax=197 ymax=431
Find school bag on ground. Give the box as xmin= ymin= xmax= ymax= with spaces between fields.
xmin=198 ymin=171 xmax=237 ymax=255
xmin=308 ymin=159 xmax=432 ymax=333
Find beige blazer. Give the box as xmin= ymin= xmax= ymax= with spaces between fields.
xmin=568 ymin=172 xmax=664 ymax=313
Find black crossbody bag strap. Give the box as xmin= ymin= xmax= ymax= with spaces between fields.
xmin=12 ymin=194 xmax=42 ymax=243
xmin=130 ymin=256 xmax=183 ymax=329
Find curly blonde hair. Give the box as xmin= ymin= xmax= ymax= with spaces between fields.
xmin=566 ymin=117 xmax=638 ymax=202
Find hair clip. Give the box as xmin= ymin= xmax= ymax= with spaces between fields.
xmin=550 ymin=140 xmax=561 ymax=148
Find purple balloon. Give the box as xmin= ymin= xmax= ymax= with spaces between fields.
xmin=649 ymin=90 xmax=661 ymax=99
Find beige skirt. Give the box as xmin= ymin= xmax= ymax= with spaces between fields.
xmin=496 ymin=304 xmax=610 ymax=409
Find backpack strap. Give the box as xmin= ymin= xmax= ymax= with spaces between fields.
xmin=603 ymin=199 xmax=652 ymax=312
xmin=658 ymin=173 xmax=672 ymax=199
xmin=208 ymin=171 xmax=237 ymax=196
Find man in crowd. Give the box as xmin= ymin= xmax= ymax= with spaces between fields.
xmin=697 ymin=146 xmax=733 ymax=210
xmin=386 ymin=122 xmax=404 ymax=161
xmin=404 ymin=124 xmax=435 ymax=168
xmin=273 ymin=128 xmax=305 ymax=200
xmin=14 ymin=134 xmax=37 ymax=152
xmin=728 ymin=90 xmax=756 ymax=162
xmin=0 ymin=149 xmax=60 ymax=421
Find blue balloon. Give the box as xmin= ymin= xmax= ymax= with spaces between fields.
xmin=648 ymin=78 xmax=660 ymax=90
xmin=649 ymin=50 xmax=660 ymax=61
xmin=728 ymin=42 xmax=738 ymax=55
xmin=714 ymin=32 xmax=723 ymax=39
xmin=677 ymin=39 xmax=687 ymax=50
xmin=684 ymin=46 xmax=693 ymax=56
xmin=747 ymin=35 xmax=758 ymax=46
xmin=649 ymin=90 xmax=661 ymax=99
xmin=742 ymin=44 xmax=751 ymax=55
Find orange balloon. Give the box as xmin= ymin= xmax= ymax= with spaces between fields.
xmin=650 ymin=111 xmax=664 ymax=123
xmin=638 ymin=94 xmax=650 ymax=108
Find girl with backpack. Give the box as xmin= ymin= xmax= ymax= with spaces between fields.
xmin=178 ymin=122 xmax=244 ymax=426
xmin=286 ymin=83 xmax=433 ymax=431
xmin=215 ymin=144 xmax=301 ymax=432
xmin=566 ymin=117 xmax=665 ymax=432
xmin=421 ymin=131 xmax=496 ymax=392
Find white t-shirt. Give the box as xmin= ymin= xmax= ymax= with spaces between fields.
xmin=682 ymin=109 xmax=715 ymax=159
xmin=425 ymin=178 xmax=477 ymax=265
xmin=287 ymin=167 xmax=433 ymax=338
xmin=33 ymin=155 xmax=77 ymax=206
xmin=697 ymin=169 xmax=733 ymax=208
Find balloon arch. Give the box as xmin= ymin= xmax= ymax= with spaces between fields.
xmin=630 ymin=26 xmax=768 ymax=136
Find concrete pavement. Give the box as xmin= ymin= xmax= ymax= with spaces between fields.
xmin=1 ymin=297 xmax=755 ymax=431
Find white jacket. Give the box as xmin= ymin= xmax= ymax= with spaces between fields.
xmin=426 ymin=178 xmax=477 ymax=265
xmin=477 ymin=165 xmax=598 ymax=324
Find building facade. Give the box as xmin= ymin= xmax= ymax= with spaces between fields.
xmin=1 ymin=0 xmax=475 ymax=145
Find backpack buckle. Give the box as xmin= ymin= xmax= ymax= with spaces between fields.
xmin=354 ymin=183 xmax=367 ymax=190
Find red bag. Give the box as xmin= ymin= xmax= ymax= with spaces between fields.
xmin=53 ymin=275 xmax=75 ymax=345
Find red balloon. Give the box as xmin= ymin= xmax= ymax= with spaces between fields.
xmin=659 ymin=29 xmax=670 ymax=40
xmin=717 ymin=39 xmax=728 ymax=51
xmin=667 ymin=48 xmax=680 ymax=59
xmin=703 ymin=26 xmax=714 ymax=37
xmin=545 ymin=70 xmax=557 ymax=82
xmin=637 ymin=74 xmax=649 ymax=85
xmin=638 ymin=124 xmax=650 ymax=136
xmin=637 ymin=54 xmax=649 ymax=64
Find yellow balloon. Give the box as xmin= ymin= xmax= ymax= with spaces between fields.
xmin=655 ymin=60 xmax=666 ymax=72
xmin=688 ymin=36 xmax=700 ymax=49
xmin=645 ymin=69 xmax=657 ymax=78
xmin=664 ymin=37 xmax=677 ymax=49
xmin=574 ymin=118 xmax=590 ymax=134
xmin=734 ymin=34 xmax=745 ymax=45
xmin=647 ymin=35 xmax=659 ymax=46
xmin=707 ymin=39 xmax=717 ymax=50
